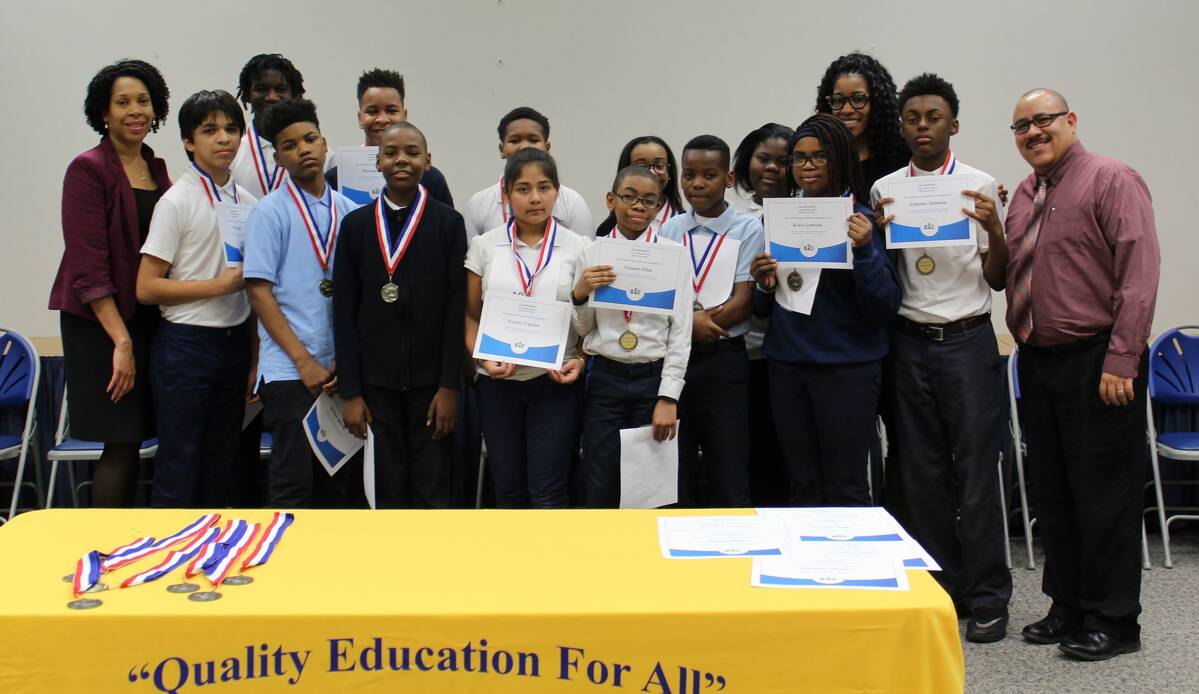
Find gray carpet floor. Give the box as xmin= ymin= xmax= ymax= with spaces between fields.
xmin=961 ymin=530 xmax=1199 ymax=693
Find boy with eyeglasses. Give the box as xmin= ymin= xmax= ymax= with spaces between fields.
xmin=571 ymin=165 xmax=693 ymax=507
xmin=871 ymin=73 xmax=1011 ymax=643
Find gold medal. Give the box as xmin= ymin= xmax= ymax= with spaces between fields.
xmin=319 ymin=278 xmax=334 ymax=297
xmin=915 ymin=254 xmax=936 ymax=276
xmin=380 ymin=282 xmax=400 ymax=303
xmin=787 ymin=269 xmax=803 ymax=291
xmin=692 ymin=300 xmax=704 ymax=312
xmin=619 ymin=330 xmax=639 ymax=351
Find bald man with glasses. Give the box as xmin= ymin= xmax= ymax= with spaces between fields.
xmin=1004 ymin=88 xmax=1160 ymax=661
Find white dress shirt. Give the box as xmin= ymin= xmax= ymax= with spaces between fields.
xmin=231 ymin=123 xmax=335 ymax=199
xmin=463 ymin=180 xmax=593 ymax=239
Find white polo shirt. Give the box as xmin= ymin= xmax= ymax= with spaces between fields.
xmin=870 ymin=158 xmax=1001 ymax=325
xmin=141 ymin=167 xmax=255 ymax=327
xmin=231 ymin=122 xmax=335 ymax=199
xmin=463 ymin=180 xmax=593 ymax=239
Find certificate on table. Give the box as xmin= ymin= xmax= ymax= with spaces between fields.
xmin=618 ymin=423 xmax=679 ymax=509
xmin=882 ymin=173 xmax=979 ymax=249
xmin=473 ymin=292 xmax=572 ymax=370
xmin=215 ymin=201 xmax=255 ymax=265
xmin=335 ymin=146 xmax=383 ymax=205
xmin=302 ymin=391 xmax=364 ymax=477
xmin=752 ymin=554 xmax=910 ymax=591
xmin=758 ymin=507 xmax=941 ymax=570
xmin=590 ymin=237 xmax=686 ymax=315
xmin=764 ymin=197 xmax=853 ymax=270
xmin=657 ymin=515 xmax=788 ymax=558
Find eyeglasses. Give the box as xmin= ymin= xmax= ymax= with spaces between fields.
xmin=613 ymin=193 xmax=663 ymax=209
xmin=633 ymin=160 xmax=669 ymax=175
xmin=825 ymin=93 xmax=869 ymax=111
xmin=787 ymin=152 xmax=829 ymax=168
xmin=1010 ymin=111 xmax=1068 ymax=135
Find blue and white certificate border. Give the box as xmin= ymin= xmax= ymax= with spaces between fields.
xmin=473 ymin=292 xmax=571 ymax=371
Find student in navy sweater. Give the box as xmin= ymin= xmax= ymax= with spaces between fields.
xmin=750 ymin=113 xmax=901 ymax=506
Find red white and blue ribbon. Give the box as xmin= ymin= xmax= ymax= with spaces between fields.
xmin=102 ymin=513 xmax=221 ymax=572
xmin=241 ymin=512 xmax=294 ymax=571
xmin=609 ymin=224 xmax=656 ymax=244
xmin=185 ymin=520 xmax=245 ymax=579
xmin=682 ymin=226 xmax=729 ymax=299
xmin=655 ymin=201 xmax=673 ymax=226
xmin=499 ymin=177 xmax=513 ymax=224
xmin=203 ymin=522 xmax=260 ymax=587
xmin=101 ymin=536 xmax=155 ymax=565
xmin=375 ymin=184 xmax=427 ymax=278
xmin=247 ymin=123 xmax=285 ymax=196
xmin=193 ymin=163 xmax=240 ymax=206
xmin=908 ymin=149 xmax=956 ymax=177
xmin=286 ymin=180 xmax=340 ymax=275
xmin=120 ymin=526 xmax=220 ymax=589
xmin=72 ymin=551 xmax=103 ymax=597
xmin=507 ymin=217 xmax=557 ymax=296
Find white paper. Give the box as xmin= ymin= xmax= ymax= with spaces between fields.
xmin=883 ymin=174 xmax=979 ymax=249
xmin=618 ymin=423 xmax=679 ymax=509
xmin=215 ymin=201 xmax=255 ymax=266
xmin=773 ymin=267 xmax=821 ymax=315
xmin=689 ymin=237 xmax=741 ymax=309
xmin=590 ymin=238 xmax=687 ymax=316
xmin=757 ymin=506 xmax=941 ymax=570
xmin=752 ymin=554 xmax=910 ymax=591
xmin=336 ymin=146 xmax=383 ymax=205
xmin=763 ymin=197 xmax=853 ymax=269
xmin=473 ymin=292 xmax=572 ymax=370
xmin=302 ymin=391 xmax=364 ymax=476
xmin=657 ymin=515 xmax=789 ymax=558
xmin=363 ymin=427 xmax=376 ymax=510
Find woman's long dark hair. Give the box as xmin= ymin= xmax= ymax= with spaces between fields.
xmin=814 ymin=52 xmax=907 ymax=167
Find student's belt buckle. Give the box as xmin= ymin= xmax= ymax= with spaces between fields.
xmin=923 ymin=325 xmax=945 ymax=341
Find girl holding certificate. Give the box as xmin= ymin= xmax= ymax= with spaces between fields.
xmin=596 ymin=136 xmax=685 ymax=237
xmin=750 ymin=113 xmax=901 ymax=507
xmin=464 ymin=148 xmax=590 ymax=508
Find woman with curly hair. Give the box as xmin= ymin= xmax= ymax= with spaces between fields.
xmin=814 ymin=52 xmax=909 ymax=188
xmin=49 ymin=59 xmax=172 ymax=506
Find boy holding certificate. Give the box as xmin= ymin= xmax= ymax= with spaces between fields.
xmin=136 ymin=90 xmax=255 ymax=507
xmin=244 ymin=98 xmax=361 ymax=508
xmin=871 ymin=74 xmax=1011 ymax=643
xmin=463 ymin=107 xmax=593 ymax=238
xmin=659 ymin=135 xmax=764 ymax=508
xmin=749 ymin=114 xmax=901 ymax=509
xmin=333 ymin=122 xmax=466 ymax=509
xmin=572 ymin=165 xmax=693 ymax=507
xmin=325 ymin=68 xmax=453 ymax=207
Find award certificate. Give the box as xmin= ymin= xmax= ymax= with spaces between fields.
xmin=883 ymin=173 xmax=979 ymax=249
xmin=335 ymin=146 xmax=383 ymax=205
xmin=590 ymin=237 xmax=687 ymax=315
xmin=473 ymin=292 xmax=572 ymax=370
xmin=764 ymin=197 xmax=853 ymax=269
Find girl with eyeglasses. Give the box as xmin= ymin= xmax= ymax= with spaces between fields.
xmin=750 ymin=113 xmax=901 ymax=507
xmin=814 ymin=52 xmax=909 ymax=189
xmin=596 ymin=136 xmax=684 ymax=237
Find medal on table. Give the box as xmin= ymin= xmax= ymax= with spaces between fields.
xmin=247 ymin=122 xmax=287 ymax=197
xmin=286 ymin=180 xmax=341 ymax=298
xmin=682 ymin=226 xmax=729 ymax=312
xmin=508 ymin=216 xmax=558 ymax=297
xmin=375 ymin=185 xmax=428 ymax=303
xmin=915 ymin=254 xmax=936 ymax=275
xmin=787 ymin=269 xmax=804 ymax=291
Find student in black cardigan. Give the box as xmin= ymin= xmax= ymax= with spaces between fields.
xmin=332 ymin=122 xmax=466 ymax=508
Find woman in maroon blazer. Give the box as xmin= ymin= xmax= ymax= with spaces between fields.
xmin=48 ymin=59 xmax=171 ymax=506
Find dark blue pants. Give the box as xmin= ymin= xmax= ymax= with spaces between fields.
xmin=889 ymin=321 xmax=1011 ymax=610
xmin=769 ymin=358 xmax=879 ymax=506
xmin=363 ymin=384 xmax=451 ymax=509
xmin=582 ymin=357 xmax=663 ymax=508
xmin=149 ymin=321 xmax=250 ymax=508
xmin=1020 ymin=337 xmax=1146 ymax=640
xmin=678 ymin=341 xmax=750 ymax=507
xmin=476 ymin=374 xmax=577 ymax=508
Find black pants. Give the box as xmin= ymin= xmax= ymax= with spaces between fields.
xmin=149 ymin=321 xmax=249 ymax=508
xmin=364 ymin=384 xmax=451 ymax=509
xmin=1019 ymin=337 xmax=1146 ymax=640
xmin=769 ymin=358 xmax=880 ymax=506
xmin=260 ymin=380 xmax=362 ymax=508
xmin=890 ymin=322 xmax=1011 ymax=610
xmin=747 ymin=358 xmax=787 ymax=507
xmin=678 ymin=341 xmax=750 ymax=507
xmin=582 ymin=357 xmax=663 ymax=508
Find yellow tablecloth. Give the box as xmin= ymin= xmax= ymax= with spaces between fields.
xmin=0 ymin=509 xmax=963 ymax=693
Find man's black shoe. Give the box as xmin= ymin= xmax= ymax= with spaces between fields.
xmin=966 ymin=607 xmax=1008 ymax=643
xmin=1021 ymin=615 xmax=1079 ymax=644
xmin=1058 ymin=630 xmax=1141 ymax=661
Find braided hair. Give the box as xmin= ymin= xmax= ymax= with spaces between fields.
xmin=236 ymin=54 xmax=306 ymax=108
xmin=789 ymin=113 xmax=868 ymax=203
xmin=814 ymin=52 xmax=907 ymax=167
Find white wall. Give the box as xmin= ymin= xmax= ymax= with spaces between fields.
xmin=2 ymin=0 xmax=1195 ymax=338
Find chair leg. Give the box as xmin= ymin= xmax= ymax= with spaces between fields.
xmin=46 ymin=460 xmax=59 ymax=509
xmin=1141 ymin=518 xmax=1151 ymax=570
xmin=6 ymin=440 xmax=31 ymax=519
xmin=475 ymin=448 xmax=487 ymax=510
xmin=67 ymin=460 xmax=79 ymax=507
xmin=1014 ymin=447 xmax=1036 ymax=569
xmin=998 ymin=458 xmax=1012 ymax=571
xmin=1149 ymin=445 xmax=1173 ymax=568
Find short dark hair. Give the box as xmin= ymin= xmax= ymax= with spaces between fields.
xmin=236 ymin=53 xmax=305 ymax=107
xmin=357 ymin=68 xmax=405 ymax=102
xmin=682 ymin=134 xmax=731 ymax=171
xmin=178 ymin=90 xmax=246 ymax=161
xmin=83 ymin=59 xmax=170 ymax=136
xmin=380 ymin=121 xmax=426 ymax=148
xmin=898 ymin=73 xmax=960 ymax=117
xmin=497 ymin=107 xmax=550 ymax=141
xmin=815 ymin=52 xmax=907 ymax=167
xmin=260 ymin=98 xmax=320 ymax=146
xmin=612 ymin=164 xmax=661 ymax=193
xmin=732 ymin=123 xmax=795 ymax=195
xmin=790 ymin=113 xmax=868 ymax=203
xmin=502 ymin=148 xmax=559 ymax=193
